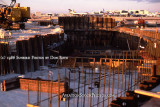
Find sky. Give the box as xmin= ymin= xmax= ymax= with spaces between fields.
xmin=2 ymin=0 xmax=160 ymax=13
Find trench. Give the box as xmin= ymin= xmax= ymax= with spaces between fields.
xmin=0 ymin=29 xmax=149 ymax=75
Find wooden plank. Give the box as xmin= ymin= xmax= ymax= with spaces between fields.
xmin=4 ymin=83 xmax=20 ymax=91
xmin=3 ymin=78 xmax=19 ymax=84
xmin=26 ymin=104 xmax=39 ymax=107
xmin=1 ymin=82 xmax=4 ymax=91
xmin=1 ymin=78 xmax=20 ymax=91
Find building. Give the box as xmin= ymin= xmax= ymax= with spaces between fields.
xmin=35 ymin=12 xmax=42 ymax=16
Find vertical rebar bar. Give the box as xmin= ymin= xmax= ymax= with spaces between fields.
xmin=108 ymin=59 xmax=112 ymax=106
xmin=117 ymin=54 xmax=120 ymax=98
xmin=87 ymin=64 xmax=91 ymax=107
xmin=58 ymin=73 xmax=60 ymax=107
xmin=28 ymin=82 xmax=30 ymax=104
xmin=68 ymin=72 xmax=70 ymax=107
xmin=73 ymin=63 xmax=76 ymax=107
xmin=112 ymin=52 xmax=116 ymax=100
xmin=131 ymin=51 xmax=133 ymax=90
xmin=90 ymin=67 xmax=93 ymax=107
xmin=77 ymin=66 xmax=81 ymax=107
xmin=48 ymin=74 xmax=50 ymax=107
xmin=81 ymin=58 xmax=84 ymax=107
xmin=123 ymin=52 xmax=127 ymax=94
xmin=133 ymin=51 xmax=136 ymax=90
xmin=65 ymin=67 xmax=67 ymax=107
xmin=50 ymin=75 xmax=53 ymax=107
xmin=37 ymin=79 xmax=39 ymax=106
xmin=102 ymin=59 xmax=106 ymax=107
xmin=120 ymin=52 xmax=124 ymax=97
xmin=39 ymin=80 xmax=41 ymax=106
xmin=128 ymin=52 xmax=131 ymax=91
xmin=83 ymin=68 xmax=87 ymax=107
xmin=92 ymin=58 xmax=96 ymax=106
xmin=97 ymin=59 xmax=102 ymax=107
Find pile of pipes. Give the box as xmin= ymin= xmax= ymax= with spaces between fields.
xmin=1 ymin=77 xmax=20 ymax=91
xmin=111 ymin=76 xmax=160 ymax=107
xmin=111 ymin=91 xmax=151 ymax=107
xmin=139 ymin=76 xmax=160 ymax=90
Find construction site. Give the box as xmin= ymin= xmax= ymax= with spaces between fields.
xmin=0 ymin=0 xmax=160 ymax=107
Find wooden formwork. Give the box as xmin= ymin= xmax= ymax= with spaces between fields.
xmin=119 ymin=27 xmax=160 ymax=40
xmin=19 ymin=78 xmax=69 ymax=94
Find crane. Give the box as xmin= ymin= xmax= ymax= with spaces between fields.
xmin=10 ymin=0 xmax=16 ymax=7
xmin=0 ymin=0 xmax=30 ymax=30
xmin=0 ymin=0 xmax=16 ymax=7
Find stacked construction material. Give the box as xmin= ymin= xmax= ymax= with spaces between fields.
xmin=139 ymin=76 xmax=160 ymax=90
xmin=19 ymin=78 xmax=69 ymax=94
xmin=58 ymin=16 xmax=116 ymax=31
xmin=1 ymin=77 xmax=20 ymax=91
xmin=111 ymin=91 xmax=151 ymax=107
xmin=111 ymin=63 xmax=160 ymax=107
xmin=12 ymin=23 xmax=25 ymax=30
xmin=111 ymin=76 xmax=160 ymax=107
xmin=37 ymin=20 xmax=55 ymax=26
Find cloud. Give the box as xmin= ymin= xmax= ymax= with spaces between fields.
xmin=129 ymin=0 xmax=160 ymax=2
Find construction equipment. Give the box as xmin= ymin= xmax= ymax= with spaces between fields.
xmin=0 ymin=0 xmax=30 ymax=30
xmin=138 ymin=18 xmax=145 ymax=27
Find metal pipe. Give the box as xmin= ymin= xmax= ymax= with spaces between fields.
xmin=134 ymin=89 xmax=160 ymax=99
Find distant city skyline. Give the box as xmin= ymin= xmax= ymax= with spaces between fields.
xmin=3 ymin=0 xmax=160 ymax=13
